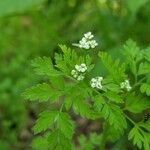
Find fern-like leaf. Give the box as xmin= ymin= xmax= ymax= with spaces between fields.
xmin=31 ymin=57 xmax=61 ymax=76
xmin=99 ymin=52 xmax=126 ymax=83
xmin=33 ymin=111 xmax=58 ymax=134
xmin=23 ymin=83 xmax=63 ymax=102
xmin=94 ymin=95 xmax=127 ymax=133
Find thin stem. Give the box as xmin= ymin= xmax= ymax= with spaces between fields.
xmin=59 ymin=102 xmax=64 ymax=113
xmin=125 ymin=114 xmax=136 ymax=125
xmin=65 ymin=75 xmax=78 ymax=83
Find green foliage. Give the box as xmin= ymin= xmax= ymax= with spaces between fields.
xmin=78 ymin=133 xmax=102 ymax=150
xmin=48 ymin=129 xmax=72 ymax=150
xmin=55 ymin=45 xmax=94 ymax=75
xmin=31 ymin=57 xmax=61 ymax=77
xmin=23 ymin=83 xmax=63 ymax=102
xmin=94 ymin=95 xmax=127 ymax=133
xmin=140 ymin=83 xmax=150 ymax=96
xmin=128 ymin=124 xmax=150 ymax=150
xmin=99 ymin=52 xmax=126 ymax=83
xmin=138 ymin=62 xmax=150 ymax=75
xmin=125 ymin=94 xmax=150 ymax=113
xmin=33 ymin=111 xmax=58 ymax=134
xmin=126 ymin=0 xmax=149 ymax=16
xmin=32 ymin=136 xmax=49 ymax=150
xmin=0 ymin=0 xmax=46 ymax=17
xmin=24 ymin=40 xmax=150 ymax=149
xmin=0 ymin=0 xmax=150 ymax=148
xmin=32 ymin=109 xmax=74 ymax=149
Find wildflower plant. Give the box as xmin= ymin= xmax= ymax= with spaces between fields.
xmin=23 ymin=33 xmax=150 ymax=150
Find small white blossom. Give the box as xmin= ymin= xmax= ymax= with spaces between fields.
xmin=72 ymin=31 xmax=98 ymax=49
xmin=77 ymin=75 xmax=85 ymax=81
xmin=97 ymin=76 xmax=103 ymax=82
xmin=84 ymin=32 xmax=94 ymax=39
xmin=90 ymin=76 xmax=103 ymax=89
xmin=89 ymin=40 xmax=98 ymax=48
xmin=79 ymin=37 xmax=90 ymax=49
xmin=75 ymin=64 xmax=87 ymax=73
xmin=71 ymin=63 xmax=88 ymax=81
xmin=120 ymin=80 xmax=132 ymax=91
xmin=71 ymin=69 xmax=78 ymax=78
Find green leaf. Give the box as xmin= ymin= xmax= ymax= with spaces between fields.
xmin=48 ymin=129 xmax=72 ymax=150
xmin=125 ymin=94 xmax=150 ymax=113
xmin=31 ymin=57 xmax=61 ymax=77
xmin=144 ymin=47 xmax=150 ymax=62
xmin=55 ymin=45 xmax=94 ymax=75
xmin=32 ymin=136 xmax=49 ymax=150
xmin=55 ymin=45 xmax=78 ymax=74
xmin=78 ymin=133 xmax=102 ymax=150
xmin=103 ymin=83 xmax=120 ymax=93
xmin=128 ymin=125 xmax=144 ymax=149
xmin=50 ymin=76 xmax=65 ymax=91
xmin=64 ymin=83 xmax=99 ymax=119
xmin=33 ymin=111 xmax=74 ymax=150
xmin=106 ymin=124 xmax=124 ymax=142
xmin=123 ymin=39 xmax=143 ymax=76
xmin=139 ymin=121 xmax=150 ymax=132
xmin=140 ymin=83 xmax=150 ymax=96
xmin=0 ymin=0 xmax=46 ymax=17
xmin=33 ymin=111 xmax=58 ymax=134
xmin=23 ymin=83 xmax=63 ymax=102
xmin=128 ymin=125 xmax=150 ymax=150
xmin=58 ymin=112 xmax=75 ymax=139
xmin=138 ymin=62 xmax=150 ymax=75
xmin=99 ymin=52 xmax=126 ymax=83
xmin=73 ymin=97 xmax=99 ymax=119
xmin=123 ymin=39 xmax=140 ymax=59
xmin=104 ymin=91 xmax=124 ymax=103
xmin=94 ymin=95 xmax=127 ymax=133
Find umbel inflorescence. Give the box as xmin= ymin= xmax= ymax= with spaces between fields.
xmin=71 ymin=63 xmax=87 ymax=81
xmin=72 ymin=31 xmax=98 ymax=49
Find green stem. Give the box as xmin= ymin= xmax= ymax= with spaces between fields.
xmin=125 ymin=114 xmax=136 ymax=125
xmin=59 ymin=102 xmax=64 ymax=113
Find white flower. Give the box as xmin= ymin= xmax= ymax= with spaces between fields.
xmin=79 ymin=37 xmax=90 ymax=49
xmin=89 ymin=40 xmax=98 ymax=48
xmin=97 ymin=77 xmax=103 ymax=82
xmin=75 ymin=64 xmax=87 ymax=73
xmin=80 ymin=63 xmax=87 ymax=72
xmin=120 ymin=79 xmax=132 ymax=91
xmin=90 ymin=76 xmax=103 ymax=89
xmin=75 ymin=65 xmax=80 ymax=71
xmin=71 ymin=69 xmax=78 ymax=78
xmin=72 ymin=31 xmax=98 ymax=49
xmin=71 ymin=63 xmax=88 ymax=81
xmin=77 ymin=75 xmax=84 ymax=81
xmin=84 ymin=32 xmax=94 ymax=39
xmin=71 ymin=69 xmax=76 ymax=75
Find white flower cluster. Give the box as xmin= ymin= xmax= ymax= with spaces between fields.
xmin=73 ymin=32 xmax=98 ymax=49
xmin=90 ymin=76 xmax=103 ymax=89
xmin=71 ymin=63 xmax=87 ymax=81
xmin=120 ymin=80 xmax=132 ymax=91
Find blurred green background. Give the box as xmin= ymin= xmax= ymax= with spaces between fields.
xmin=0 ymin=0 xmax=150 ymax=149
